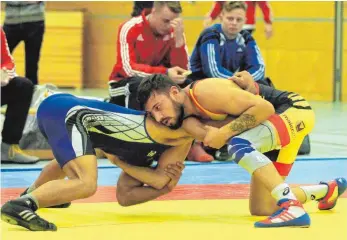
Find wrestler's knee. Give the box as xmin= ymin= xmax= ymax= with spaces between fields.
xmin=79 ymin=178 xmax=98 ymax=198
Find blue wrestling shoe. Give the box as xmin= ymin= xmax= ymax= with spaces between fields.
xmin=318 ymin=177 xmax=347 ymax=210
xmin=254 ymin=199 xmax=310 ymax=228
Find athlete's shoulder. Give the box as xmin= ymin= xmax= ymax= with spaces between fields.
xmin=145 ymin=117 xmax=193 ymax=146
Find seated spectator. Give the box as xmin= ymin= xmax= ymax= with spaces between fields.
xmin=190 ymin=1 xmax=265 ymax=82
xmin=108 ymin=1 xmax=189 ymax=109
xmin=203 ymin=1 xmax=273 ymax=39
xmin=1 ymin=27 xmax=39 ymax=163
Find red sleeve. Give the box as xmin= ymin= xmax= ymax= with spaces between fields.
xmin=1 ymin=28 xmax=15 ymax=71
xmin=257 ymin=1 xmax=272 ymax=24
xmin=208 ymin=1 xmax=224 ymax=20
xmin=169 ymin=35 xmax=189 ymax=70
xmin=117 ymin=24 xmax=167 ymax=77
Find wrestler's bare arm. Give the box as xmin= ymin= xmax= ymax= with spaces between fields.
xmin=195 ymin=79 xmax=275 ymax=139
xmin=105 ymin=142 xmax=191 ymax=190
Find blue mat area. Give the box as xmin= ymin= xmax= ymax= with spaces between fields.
xmin=2 ymin=159 xmax=347 ymax=188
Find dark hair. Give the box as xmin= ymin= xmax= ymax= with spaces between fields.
xmin=153 ymin=1 xmax=182 ymax=14
xmin=137 ymin=74 xmax=181 ymax=110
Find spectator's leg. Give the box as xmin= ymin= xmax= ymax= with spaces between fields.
xmin=3 ymin=23 xmax=22 ymax=53
xmin=109 ymin=77 xmax=144 ymax=110
xmin=23 ymin=21 xmax=45 ymax=85
xmin=1 ymin=77 xmax=39 ymax=163
xmin=1 ymin=77 xmax=33 ymax=144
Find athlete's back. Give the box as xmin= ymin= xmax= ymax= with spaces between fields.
xmin=37 ymin=93 xmax=192 ymax=167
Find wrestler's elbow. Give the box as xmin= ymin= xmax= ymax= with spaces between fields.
xmin=117 ymin=196 xmax=134 ymax=207
xmin=152 ymin=178 xmax=169 ymax=190
xmin=257 ymin=99 xmax=275 ymax=119
xmin=116 ymin=188 xmax=136 ymax=207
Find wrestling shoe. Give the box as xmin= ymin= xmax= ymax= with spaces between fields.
xmin=1 ymin=199 xmax=57 ymax=231
xmin=254 ymin=199 xmax=310 ymax=228
xmin=318 ymin=177 xmax=347 ymax=210
xmin=20 ymin=188 xmax=71 ymax=208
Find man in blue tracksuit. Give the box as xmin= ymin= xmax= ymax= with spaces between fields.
xmin=188 ymin=1 xmax=310 ymax=159
xmin=189 ymin=1 xmax=265 ymax=82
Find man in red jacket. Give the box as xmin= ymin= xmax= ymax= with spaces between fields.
xmin=1 ymin=27 xmax=39 ymax=163
xmin=108 ymin=1 xmax=190 ymax=109
xmin=204 ymin=1 xmax=273 ymax=39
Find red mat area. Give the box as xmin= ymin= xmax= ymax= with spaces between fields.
xmin=2 ymin=184 xmax=347 ymax=204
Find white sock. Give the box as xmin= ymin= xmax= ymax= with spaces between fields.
xmin=27 ymin=184 xmax=36 ymax=194
xmin=300 ymin=185 xmax=328 ymax=203
xmin=271 ymin=183 xmax=297 ymax=202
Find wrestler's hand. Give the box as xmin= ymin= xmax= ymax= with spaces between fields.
xmin=203 ymin=126 xmax=228 ymax=149
xmin=167 ymin=66 xmax=187 ymax=84
xmin=164 ymin=162 xmax=185 ymax=192
xmin=230 ymin=71 xmax=258 ymax=95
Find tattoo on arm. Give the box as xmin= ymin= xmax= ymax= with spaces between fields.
xmin=230 ymin=114 xmax=256 ymax=133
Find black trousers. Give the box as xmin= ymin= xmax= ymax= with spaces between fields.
xmin=3 ymin=21 xmax=45 ymax=85
xmin=109 ymin=76 xmax=192 ymax=110
xmin=109 ymin=77 xmax=144 ymax=110
xmin=1 ymin=77 xmax=34 ymax=144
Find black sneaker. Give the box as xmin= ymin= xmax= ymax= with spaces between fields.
xmin=21 ymin=188 xmax=71 ymax=208
xmin=1 ymin=200 xmax=57 ymax=231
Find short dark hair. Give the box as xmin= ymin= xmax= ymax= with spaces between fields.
xmin=137 ymin=74 xmax=180 ymax=110
xmin=153 ymin=1 xmax=182 ymax=14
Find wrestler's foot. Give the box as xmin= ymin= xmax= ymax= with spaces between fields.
xmin=318 ymin=177 xmax=347 ymax=210
xmin=1 ymin=199 xmax=57 ymax=231
xmin=254 ymin=199 xmax=310 ymax=228
xmin=20 ymin=188 xmax=71 ymax=208
xmin=187 ymin=142 xmax=214 ymax=162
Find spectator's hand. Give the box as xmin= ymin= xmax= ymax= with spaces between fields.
xmin=264 ymin=23 xmax=273 ymax=39
xmin=230 ymin=71 xmax=258 ymax=95
xmin=164 ymin=162 xmax=185 ymax=192
xmin=171 ymin=18 xmax=185 ymax=47
xmin=203 ymin=16 xmax=213 ymax=28
xmin=1 ymin=68 xmax=10 ymax=87
xmin=167 ymin=66 xmax=187 ymax=84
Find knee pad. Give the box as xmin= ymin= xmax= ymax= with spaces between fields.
xmin=227 ymin=137 xmax=272 ymax=175
xmin=227 ymin=137 xmax=254 ymax=163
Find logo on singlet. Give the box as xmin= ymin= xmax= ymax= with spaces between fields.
xmin=282 ymin=114 xmax=295 ymax=137
xmin=147 ymin=151 xmax=157 ymax=158
xmin=283 ymin=187 xmax=290 ymax=196
xmin=296 ymin=121 xmax=305 ymax=132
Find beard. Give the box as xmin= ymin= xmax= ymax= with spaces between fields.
xmin=168 ymin=104 xmax=185 ymax=130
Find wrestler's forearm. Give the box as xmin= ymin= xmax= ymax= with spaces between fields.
xmin=119 ymin=186 xmax=169 ymax=206
xmin=116 ymin=160 xmax=170 ymax=190
xmin=221 ymin=103 xmax=274 ymax=139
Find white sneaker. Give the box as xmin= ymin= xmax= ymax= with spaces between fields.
xmin=1 ymin=143 xmax=39 ymax=164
